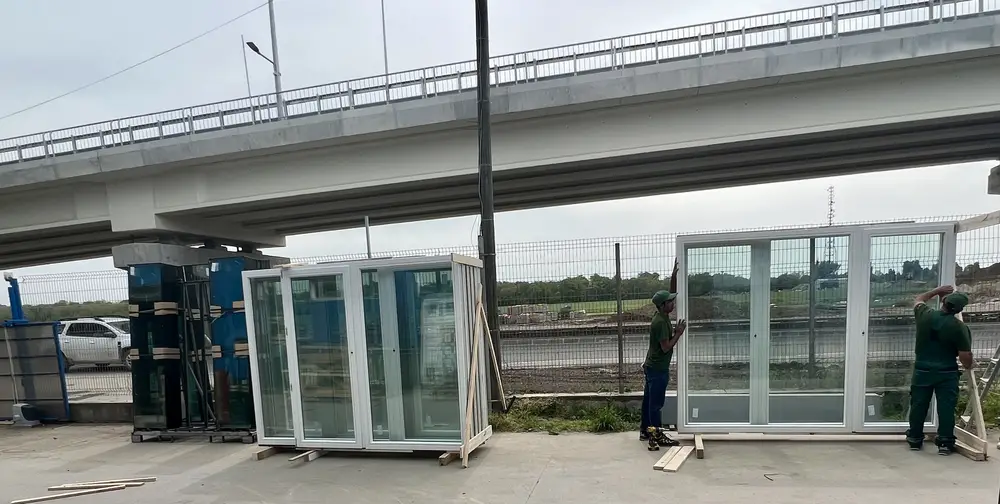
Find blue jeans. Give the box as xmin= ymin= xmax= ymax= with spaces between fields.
xmin=640 ymin=366 xmax=670 ymax=432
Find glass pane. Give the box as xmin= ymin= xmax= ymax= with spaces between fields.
xmin=362 ymin=270 xmax=392 ymax=441
xmin=686 ymin=245 xmax=752 ymax=424
xmin=865 ymin=234 xmax=941 ymax=423
xmin=396 ymin=268 xmax=461 ymax=440
xmin=291 ymin=274 xmax=356 ymax=440
xmin=768 ymin=236 xmax=849 ymax=424
xmin=249 ymin=277 xmax=293 ymax=438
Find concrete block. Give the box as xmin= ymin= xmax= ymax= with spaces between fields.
xmin=69 ymin=402 xmax=132 ymax=423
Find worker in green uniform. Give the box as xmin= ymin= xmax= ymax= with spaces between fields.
xmin=905 ymin=284 xmax=974 ymax=455
xmin=640 ymin=260 xmax=686 ymax=450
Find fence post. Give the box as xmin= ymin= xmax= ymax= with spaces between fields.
xmin=808 ymin=238 xmax=817 ymax=379
xmin=615 ymin=242 xmax=625 ymax=394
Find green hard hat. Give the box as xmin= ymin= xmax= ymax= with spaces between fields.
xmin=943 ymin=292 xmax=969 ymax=311
xmin=651 ymin=290 xmax=677 ymax=307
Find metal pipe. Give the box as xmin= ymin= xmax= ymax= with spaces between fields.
xmin=380 ymin=0 xmax=390 ymax=100
xmin=241 ymin=35 xmax=253 ymax=100
xmin=808 ymin=238 xmax=817 ymax=378
xmin=615 ymin=243 xmax=624 ymax=394
xmin=475 ymin=0 xmax=501 ymax=407
xmin=268 ymin=0 xmax=286 ymax=119
xmin=364 ymin=216 xmax=373 ymax=259
xmin=241 ymin=35 xmax=255 ymax=124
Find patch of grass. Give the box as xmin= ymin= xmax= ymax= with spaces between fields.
xmin=957 ymin=390 xmax=1000 ymax=428
xmin=490 ymin=398 xmax=640 ymax=434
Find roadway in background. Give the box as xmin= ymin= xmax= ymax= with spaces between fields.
xmin=64 ymin=322 xmax=1000 ymax=401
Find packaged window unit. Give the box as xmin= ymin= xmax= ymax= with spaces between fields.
xmin=244 ymin=255 xmax=492 ymax=453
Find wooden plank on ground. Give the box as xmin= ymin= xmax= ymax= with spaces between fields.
xmin=663 ymin=446 xmax=694 ymax=473
xmin=288 ymin=450 xmax=325 ymax=463
xmin=58 ymin=477 xmax=155 ymax=486
xmin=12 ymin=485 xmax=127 ymax=504
xmin=252 ymin=446 xmax=281 ymax=461
xmin=694 ymin=434 xmax=705 ymax=459
xmin=955 ymin=427 xmax=988 ymax=454
xmin=954 ymin=441 xmax=987 ymax=462
xmin=652 ymin=446 xmax=681 ymax=471
xmin=47 ymin=483 xmax=143 ymax=491
xmin=439 ymin=452 xmax=459 ymax=466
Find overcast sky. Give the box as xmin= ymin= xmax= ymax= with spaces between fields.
xmin=1 ymin=0 xmax=998 ymax=304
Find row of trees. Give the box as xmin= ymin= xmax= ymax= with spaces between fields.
xmin=2 ymin=261 xmax=997 ymax=321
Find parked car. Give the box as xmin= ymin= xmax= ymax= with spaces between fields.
xmin=57 ymin=317 xmax=132 ymax=372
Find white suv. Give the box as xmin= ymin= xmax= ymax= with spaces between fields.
xmin=58 ymin=317 xmax=132 ymax=372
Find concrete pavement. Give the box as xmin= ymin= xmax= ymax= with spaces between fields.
xmin=0 ymin=425 xmax=997 ymax=504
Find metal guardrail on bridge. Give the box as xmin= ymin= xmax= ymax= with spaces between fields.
xmin=1 ymin=0 xmax=997 ymax=167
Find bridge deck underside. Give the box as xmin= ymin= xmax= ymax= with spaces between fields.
xmin=3 ymin=110 xmax=997 ymax=269
xmin=172 ymin=111 xmax=1000 ymax=234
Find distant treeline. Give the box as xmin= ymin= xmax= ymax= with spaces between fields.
xmin=2 ymin=260 xmax=997 ymax=321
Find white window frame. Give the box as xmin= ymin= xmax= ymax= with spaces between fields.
xmin=283 ymin=264 xmax=365 ymax=450
xmin=243 ymin=269 xmax=295 ymax=447
xmin=245 ymin=254 xmax=484 ymax=453
xmin=851 ymin=222 xmax=956 ymax=433
xmin=675 ymin=222 xmax=956 ymax=434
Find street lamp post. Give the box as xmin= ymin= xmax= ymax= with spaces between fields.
xmin=245 ymin=41 xmax=285 ymax=119
xmin=246 ymin=0 xmax=286 ymax=119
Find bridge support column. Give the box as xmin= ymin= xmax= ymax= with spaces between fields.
xmin=989 ymin=163 xmax=999 ymax=195
xmin=107 ymin=179 xmax=285 ymax=249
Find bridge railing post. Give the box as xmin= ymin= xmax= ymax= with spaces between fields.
xmin=832 ymin=5 xmax=839 ymax=38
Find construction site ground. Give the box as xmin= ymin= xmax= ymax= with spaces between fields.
xmin=1 ymin=424 xmax=997 ymax=504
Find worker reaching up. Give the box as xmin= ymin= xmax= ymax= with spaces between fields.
xmin=905 ymin=284 xmax=974 ymax=455
xmin=640 ymin=259 xmax=686 ymax=451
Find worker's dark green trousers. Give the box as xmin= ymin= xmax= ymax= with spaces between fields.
xmin=905 ymin=369 xmax=960 ymax=447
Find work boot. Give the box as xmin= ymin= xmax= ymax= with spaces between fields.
xmin=645 ymin=427 xmax=660 ymax=451
xmin=651 ymin=427 xmax=679 ymax=447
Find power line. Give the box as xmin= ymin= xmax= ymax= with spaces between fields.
xmin=0 ymin=1 xmax=272 ymax=123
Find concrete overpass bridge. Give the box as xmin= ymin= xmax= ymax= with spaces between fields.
xmin=2 ymin=0 xmax=1000 ymax=268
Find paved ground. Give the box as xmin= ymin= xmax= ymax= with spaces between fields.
xmin=1 ymin=425 xmax=997 ymax=504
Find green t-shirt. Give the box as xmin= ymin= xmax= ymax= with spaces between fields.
xmin=913 ymin=303 xmax=972 ymax=372
xmin=643 ymin=312 xmax=673 ymax=371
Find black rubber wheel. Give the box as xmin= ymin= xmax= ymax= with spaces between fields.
xmin=120 ymin=348 xmax=132 ymax=371
xmin=60 ymin=353 xmax=73 ymax=374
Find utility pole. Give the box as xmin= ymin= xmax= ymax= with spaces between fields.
xmin=475 ymin=0 xmax=502 ymax=407
xmin=380 ymin=0 xmax=390 ymax=86
xmin=268 ymin=0 xmax=286 ymax=119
